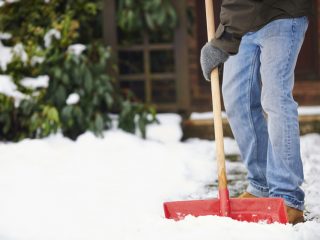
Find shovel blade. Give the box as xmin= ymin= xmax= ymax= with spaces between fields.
xmin=164 ymin=198 xmax=288 ymax=224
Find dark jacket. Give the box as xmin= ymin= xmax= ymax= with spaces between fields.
xmin=212 ymin=0 xmax=312 ymax=54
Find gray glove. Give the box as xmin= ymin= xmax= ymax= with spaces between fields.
xmin=200 ymin=42 xmax=229 ymax=81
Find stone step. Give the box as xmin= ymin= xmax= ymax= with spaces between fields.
xmin=182 ymin=114 xmax=320 ymax=140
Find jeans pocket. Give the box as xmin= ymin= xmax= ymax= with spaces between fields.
xmin=261 ymin=19 xmax=293 ymax=39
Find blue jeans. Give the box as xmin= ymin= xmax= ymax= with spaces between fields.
xmin=222 ymin=17 xmax=308 ymax=210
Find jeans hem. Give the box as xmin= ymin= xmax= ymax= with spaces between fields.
xmin=270 ymin=194 xmax=304 ymax=211
xmin=247 ymin=182 xmax=269 ymax=197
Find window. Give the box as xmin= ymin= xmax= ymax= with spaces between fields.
xmin=104 ymin=0 xmax=190 ymax=111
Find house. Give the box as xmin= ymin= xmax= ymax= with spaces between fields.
xmin=104 ymin=0 xmax=320 ymax=115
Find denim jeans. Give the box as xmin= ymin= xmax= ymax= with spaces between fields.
xmin=222 ymin=17 xmax=308 ymax=210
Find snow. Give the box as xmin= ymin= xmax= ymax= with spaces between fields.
xmin=190 ymin=106 xmax=320 ymax=120
xmin=30 ymin=56 xmax=45 ymax=66
xmin=20 ymin=75 xmax=49 ymax=89
xmin=0 ymin=38 xmax=30 ymax=70
xmin=146 ymin=113 xmax=183 ymax=142
xmin=12 ymin=43 xmax=28 ymax=63
xmin=68 ymin=44 xmax=86 ymax=56
xmin=300 ymin=134 xmax=320 ymax=220
xmin=0 ymin=42 xmax=12 ymax=71
xmin=0 ymin=74 xmax=48 ymax=104
xmin=0 ymin=114 xmax=319 ymax=240
xmin=190 ymin=111 xmax=227 ymax=120
xmin=0 ymin=42 xmax=29 ymax=71
xmin=66 ymin=93 xmax=80 ymax=105
xmin=0 ymin=0 xmax=19 ymax=7
xmin=0 ymin=32 xmax=12 ymax=40
xmin=0 ymin=75 xmax=27 ymax=104
xmin=44 ymin=29 xmax=61 ymax=48
xmin=298 ymin=106 xmax=320 ymax=116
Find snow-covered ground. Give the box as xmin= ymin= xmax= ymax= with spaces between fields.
xmin=0 ymin=114 xmax=319 ymax=240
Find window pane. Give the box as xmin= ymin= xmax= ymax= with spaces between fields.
xmin=119 ymin=51 xmax=144 ymax=75
xmin=152 ymin=80 xmax=176 ymax=103
xmin=120 ymin=81 xmax=145 ymax=101
xmin=150 ymin=50 xmax=175 ymax=73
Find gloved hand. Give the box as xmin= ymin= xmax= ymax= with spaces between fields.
xmin=200 ymin=42 xmax=229 ymax=81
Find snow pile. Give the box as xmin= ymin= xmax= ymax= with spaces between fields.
xmin=301 ymin=134 xmax=320 ymax=220
xmin=0 ymin=32 xmax=11 ymax=40
xmin=20 ymin=75 xmax=49 ymax=89
xmin=44 ymin=29 xmax=61 ymax=48
xmin=190 ymin=111 xmax=227 ymax=120
xmin=30 ymin=56 xmax=45 ymax=66
xmin=12 ymin=43 xmax=28 ymax=63
xmin=0 ymin=0 xmax=19 ymax=7
xmin=0 ymin=38 xmax=48 ymax=104
xmin=68 ymin=44 xmax=86 ymax=56
xmin=0 ymin=35 xmax=28 ymax=70
xmin=146 ymin=113 xmax=183 ymax=142
xmin=298 ymin=106 xmax=320 ymax=116
xmin=0 ymin=42 xmax=29 ymax=73
xmin=0 ymin=74 xmax=49 ymax=105
xmin=0 ymin=75 xmax=27 ymax=104
xmin=66 ymin=93 xmax=80 ymax=105
xmin=0 ymin=42 xmax=12 ymax=71
xmin=0 ymin=114 xmax=319 ymax=240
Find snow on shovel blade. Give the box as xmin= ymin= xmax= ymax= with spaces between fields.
xmin=164 ymin=198 xmax=288 ymax=224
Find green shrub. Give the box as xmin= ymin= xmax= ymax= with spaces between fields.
xmin=117 ymin=0 xmax=177 ymax=33
xmin=0 ymin=0 xmax=156 ymax=141
xmin=0 ymin=93 xmax=60 ymax=140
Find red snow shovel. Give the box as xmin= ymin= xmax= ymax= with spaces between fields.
xmin=163 ymin=0 xmax=288 ymax=224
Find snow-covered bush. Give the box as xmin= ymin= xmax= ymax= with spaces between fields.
xmin=0 ymin=0 xmax=156 ymax=141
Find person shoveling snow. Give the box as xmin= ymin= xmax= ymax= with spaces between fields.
xmin=199 ymin=0 xmax=311 ymax=224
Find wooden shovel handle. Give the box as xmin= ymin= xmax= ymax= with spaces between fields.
xmin=205 ymin=0 xmax=228 ymax=190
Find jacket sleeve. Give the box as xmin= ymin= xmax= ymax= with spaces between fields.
xmin=211 ymin=0 xmax=261 ymax=55
xmin=211 ymin=0 xmax=311 ymax=54
xmin=211 ymin=24 xmax=242 ymax=55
